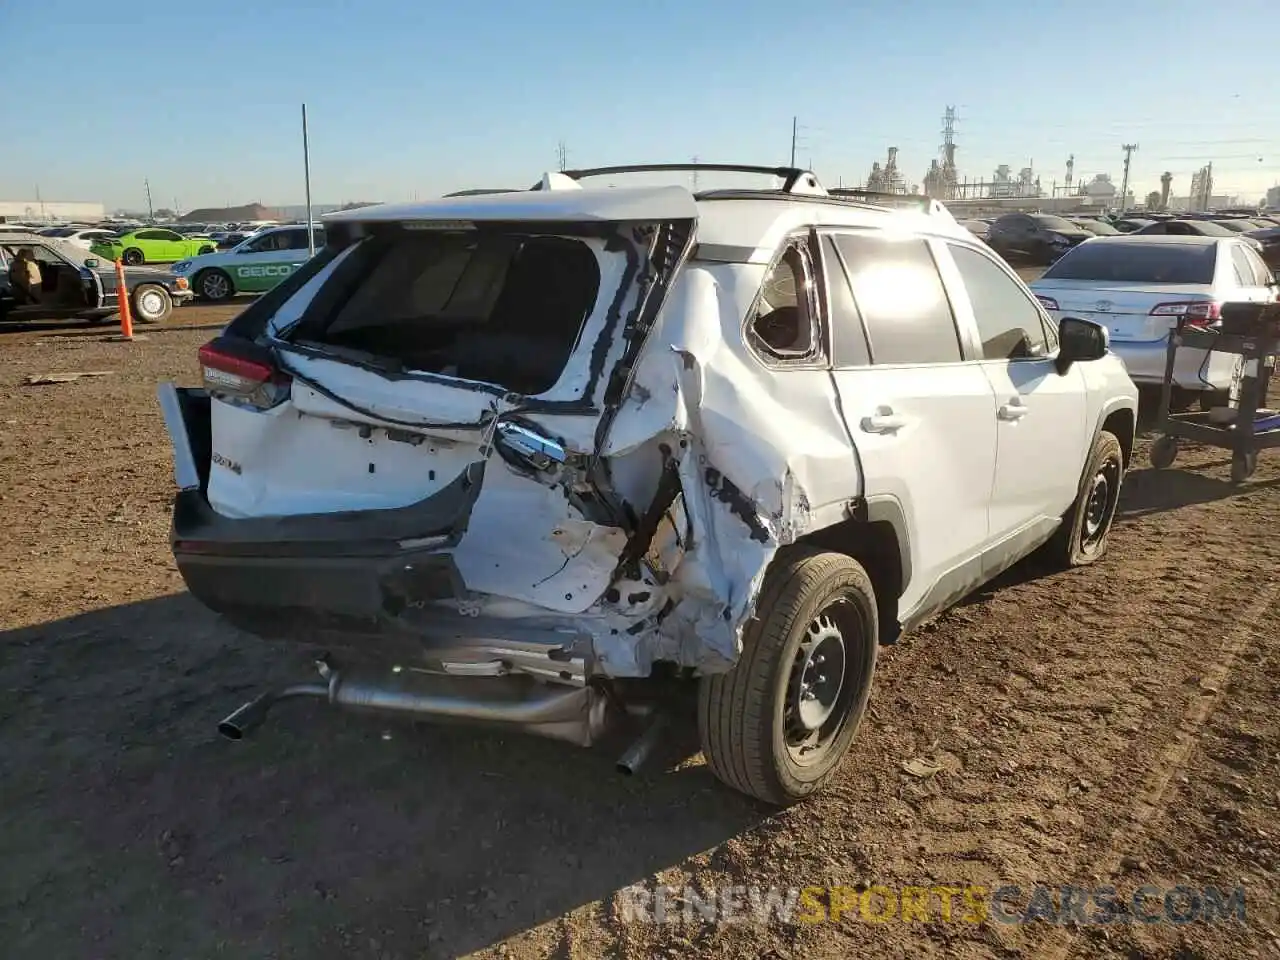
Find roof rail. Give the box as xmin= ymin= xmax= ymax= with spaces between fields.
xmin=533 ymin=163 xmax=826 ymax=196
xmin=828 ymin=188 xmax=955 ymax=221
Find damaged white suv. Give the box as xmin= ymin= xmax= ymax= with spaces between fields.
xmin=160 ymin=165 xmax=1138 ymax=805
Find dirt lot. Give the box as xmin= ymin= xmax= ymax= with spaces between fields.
xmin=1 ymin=300 xmax=1278 ymax=960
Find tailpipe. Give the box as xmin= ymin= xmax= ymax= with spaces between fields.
xmin=616 ymin=712 xmax=668 ymax=776
xmin=217 ymin=668 xmax=611 ymax=747
xmin=218 ymin=683 xmax=329 ymax=740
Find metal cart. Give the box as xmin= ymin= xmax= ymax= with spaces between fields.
xmin=1148 ymin=301 xmax=1280 ymax=484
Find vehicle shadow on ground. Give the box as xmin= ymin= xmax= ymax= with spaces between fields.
xmin=1118 ymin=466 xmax=1280 ymax=520
xmin=0 ymin=594 xmax=763 ymax=959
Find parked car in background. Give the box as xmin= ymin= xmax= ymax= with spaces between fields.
xmin=37 ymin=227 xmax=123 ymax=250
xmin=1246 ymin=226 xmax=1280 ymax=268
xmin=1214 ymin=219 xmax=1266 ymax=232
xmin=0 ymin=233 xmax=193 ymax=324
xmin=986 ymin=213 xmax=1093 ymax=265
xmin=1113 ymin=218 xmax=1155 ymax=233
xmin=90 ymin=228 xmax=216 ymax=265
xmin=172 ymin=225 xmax=326 ymax=301
xmin=1069 ymin=217 xmax=1121 ymax=236
xmin=958 ymin=219 xmax=990 ymax=241
xmin=1131 ymin=218 xmax=1266 ymax=254
xmin=1031 ymin=236 xmax=1276 ymax=408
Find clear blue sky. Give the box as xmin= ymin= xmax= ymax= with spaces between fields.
xmin=2 ymin=0 xmax=1277 ymax=211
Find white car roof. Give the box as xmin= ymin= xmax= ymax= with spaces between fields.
xmin=324 ymin=174 xmax=971 ymax=265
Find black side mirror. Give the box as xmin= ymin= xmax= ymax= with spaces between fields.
xmin=1056 ymin=316 xmax=1108 ymax=374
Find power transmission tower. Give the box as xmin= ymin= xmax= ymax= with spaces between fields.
xmin=1119 ymin=143 xmax=1138 ymax=213
xmin=790 ymin=117 xmax=798 ymax=167
xmin=557 ymin=140 xmax=568 ymax=172
xmin=144 ymin=178 xmax=155 ymax=221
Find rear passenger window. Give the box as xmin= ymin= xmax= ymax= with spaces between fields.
xmin=1230 ymin=246 xmax=1257 ymax=286
xmin=822 ymin=236 xmax=870 ymax=367
xmin=833 ymin=234 xmax=961 ymax=364
xmin=748 ymin=237 xmax=819 ymax=362
xmin=948 ymin=244 xmax=1050 ymax=360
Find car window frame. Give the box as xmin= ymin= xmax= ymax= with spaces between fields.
xmin=741 ymin=229 xmax=828 ymax=370
xmin=1228 ymin=244 xmax=1257 ymax=287
xmin=943 ymin=240 xmax=1059 ymax=362
xmin=815 ymin=231 xmax=873 ymax=369
xmin=1241 ymin=244 xmax=1274 ymax=285
xmin=824 ymin=228 xmax=972 ymax=366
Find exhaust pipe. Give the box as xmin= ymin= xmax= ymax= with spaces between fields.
xmin=616 ymin=712 xmax=668 ymax=776
xmin=218 ymin=668 xmax=611 ymax=747
xmin=218 ymin=683 xmax=329 ymax=740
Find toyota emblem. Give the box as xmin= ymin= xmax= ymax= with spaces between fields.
xmin=1094 ymin=300 xmax=1114 ymax=313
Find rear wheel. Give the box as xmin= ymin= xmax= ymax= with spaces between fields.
xmin=698 ymin=548 xmax=878 ymax=805
xmin=131 ymin=284 xmax=172 ymax=324
xmin=122 ymin=248 xmax=144 ymax=266
xmin=195 ymin=269 xmax=233 ymax=302
xmin=1047 ymin=430 xmax=1125 ymax=567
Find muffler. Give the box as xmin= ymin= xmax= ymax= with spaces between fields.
xmin=218 ymin=665 xmax=611 ymax=747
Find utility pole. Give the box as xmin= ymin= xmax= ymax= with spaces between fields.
xmin=790 ymin=116 xmax=798 ymax=167
xmin=1204 ymin=161 xmax=1213 ymax=209
xmin=1119 ymin=143 xmax=1138 ymax=214
xmin=143 ymin=178 xmax=154 ymax=221
xmin=302 ymin=104 xmax=314 ymax=256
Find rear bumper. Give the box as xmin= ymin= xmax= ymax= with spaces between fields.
xmin=158 ymin=384 xmax=592 ymax=680
xmin=1111 ymin=339 xmax=1238 ymax=391
xmin=172 ymin=289 xmax=194 ymax=306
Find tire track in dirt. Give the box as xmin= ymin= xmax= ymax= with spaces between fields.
xmin=1037 ymin=581 xmax=1280 ymax=960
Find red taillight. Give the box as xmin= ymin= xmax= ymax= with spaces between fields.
xmin=198 ymin=340 xmax=290 ymax=408
xmin=1035 ymin=295 xmax=1059 ymax=311
xmin=1149 ymin=301 xmax=1221 ymax=329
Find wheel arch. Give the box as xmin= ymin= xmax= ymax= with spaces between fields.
xmin=788 ymin=497 xmax=910 ymax=644
xmin=1099 ymin=402 xmax=1137 ymax=468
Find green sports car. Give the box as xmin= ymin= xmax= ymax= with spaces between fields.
xmin=90 ymin=229 xmax=217 ymax=265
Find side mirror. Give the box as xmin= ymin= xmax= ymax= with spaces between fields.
xmin=1056 ymin=316 xmax=1108 ymax=374
xmin=84 ymin=258 xmax=100 ymax=269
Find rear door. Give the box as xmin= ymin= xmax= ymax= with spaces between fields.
xmin=202 ymin=193 xmax=697 ymax=613
xmin=824 ymin=229 xmax=998 ymax=620
xmin=942 ymin=241 xmax=1088 ymax=552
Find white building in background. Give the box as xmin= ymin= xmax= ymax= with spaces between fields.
xmin=1266 ymin=185 xmax=1280 ymax=209
xmin=0 ymin=199 xmax=106 ymax=223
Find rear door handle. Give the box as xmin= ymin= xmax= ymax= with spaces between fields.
xmin=998 ymin=398 xmax=1029 ymax=421
xmin=860 ymin=407 xmax=908 ymax=434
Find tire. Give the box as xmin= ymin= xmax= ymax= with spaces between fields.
xmin=1046 ymin=430 xmax=1125 ymax=567
xmin=198 ymin=245 xmax=215 ymax=255
xmin=1150 ymin=435 xmax=1178 ymax=470
xmin=195 ymin=269 xmax=234 ymax=302
xmin=122 ymin=248 xmax=144 ymax=266
xmin=698 ymin=548 xmax=878 ymax=806
xmin=131 ymin=284 xmax=172 ymax=324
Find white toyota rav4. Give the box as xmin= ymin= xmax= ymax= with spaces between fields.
xmin=160 ymin=165 xmax=1138 ymax=805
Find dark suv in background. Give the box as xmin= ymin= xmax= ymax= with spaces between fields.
xmin=986 ymin=213 xmax=1093 ymax=265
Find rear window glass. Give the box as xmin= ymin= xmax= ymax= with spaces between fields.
xmin=1042 ymin=243 xmax=1217 ymax=284
xmin=297 ymin=231 xmax=602 ymax=396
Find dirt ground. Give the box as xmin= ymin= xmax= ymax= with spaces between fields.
xmin=1 ymin=300 xmax=1278 ymax=960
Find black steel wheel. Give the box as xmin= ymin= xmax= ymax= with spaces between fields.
xmin=698 ymin=548 xmax=878 ymax=805
xmin=122 ymin=248 xmax=144 ymax=266
xmin=1046 ymin=430 xmax=1125 ymax=567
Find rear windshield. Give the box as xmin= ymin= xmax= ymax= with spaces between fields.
xmin=1042 ymin=242 xmax=1217 ymax=284
xmin=291 ymin=231 xmax=602 ymax=396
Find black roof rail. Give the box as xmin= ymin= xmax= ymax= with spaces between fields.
xmin=443 ymin=188 xmax=520 ymax=197
xmin=539 ymin=163 xmax=821 ymax=194
xmin=827 ymin=188 xmax=936 ymax=212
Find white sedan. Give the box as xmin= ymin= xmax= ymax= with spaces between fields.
xmin=1030 ymin=235 xmax=1277 ymax=404
xmin=36 ymin=227 xmax=122 ymax=251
